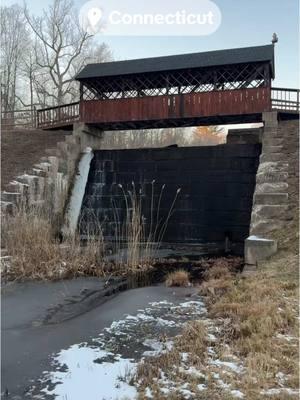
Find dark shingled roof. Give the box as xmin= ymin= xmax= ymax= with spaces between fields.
xmin=76 ymin=44 xmax=275 ymax=80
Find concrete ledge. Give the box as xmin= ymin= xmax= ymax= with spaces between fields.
xmin=245 ymin=236 xmax=277 ymax=266
xmin=254 ymin=193 xmax=288 ymax=205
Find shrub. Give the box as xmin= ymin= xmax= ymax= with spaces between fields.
xmin=165 ymin=269 xmax=190 ymax=287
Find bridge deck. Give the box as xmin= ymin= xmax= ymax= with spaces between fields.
xmin=35 ymin=87 xmax=299 ymax=131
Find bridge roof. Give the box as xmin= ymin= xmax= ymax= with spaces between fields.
xmin=76 ymin=44 xmax=275 ymax=80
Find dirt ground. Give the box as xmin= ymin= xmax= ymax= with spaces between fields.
xmin=1 ymin=129 xmax=70 ymax=190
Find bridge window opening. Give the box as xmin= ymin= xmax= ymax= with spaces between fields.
xmin=94 ymin=125 xmax=227 ymax=151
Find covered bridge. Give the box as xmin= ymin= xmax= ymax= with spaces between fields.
xmin=37 ymin=44 xmax=299 ymax=130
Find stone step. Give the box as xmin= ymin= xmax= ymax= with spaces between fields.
xmin=262 ymin=145 xmax=283 ymax=153
xmin=254 ymin=193 xmax=288 ymax=205
xmin=262 ymin=137 xmax=284 ymax=147
xmin=1 ymin=191 xmax=21 ymax=203
xmin=257 ymin=161 xmax=289 ymax=173
xmin=251 ymin=204 xmax=289 ymax=222
xmin=256 ymin=171 xmax=288 ymax=184
xmin=16 ymin=174 xmax=39 ymax=186
xmin=260 ymin=154 xmax=284 ymax=163
xmin=7 ymin=181 xmax=30 ymax=198
xmin=251 ymin=220 xmax=286 ymax=236
xmin=34 ymin=161 xmax=51 ymax=173
xmin=29 ymin=167 xmax=48 ymax=178
xmin=263 ymin=126 xmax=283 ymax=138
xmin=263 ymin=131 xmax=284 ymax=139
xmin=255 ymin=182 xmax=289 ymax=194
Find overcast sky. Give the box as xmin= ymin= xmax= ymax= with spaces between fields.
xmin=3 ymin=0 xmax=299 ymax=88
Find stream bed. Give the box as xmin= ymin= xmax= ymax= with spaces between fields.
xmin=1 ymin=278 xmax=205 ymax=399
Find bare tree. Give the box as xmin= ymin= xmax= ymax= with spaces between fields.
xmin=24 ymin=0 xmax=97 ymax=105
xmin=0 ymin=5 xmax=29 ymax=113
xmin=65 ymin=41 xmax=113 ymax=101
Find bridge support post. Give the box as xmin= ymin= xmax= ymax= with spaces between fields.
xmin=73 ymin=123 xmax=104 ymax=151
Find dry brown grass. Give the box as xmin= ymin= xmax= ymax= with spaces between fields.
xmin=198 ymin=257 xmax=238 ymax=299
xmin=2 ymin=206 xmax=106 ymax=281
xmin=136 ymin=253 xmax=299 ymax=399
xmin=165 ymin=269 xmax=190 ymax=287
xmin=136 ymin=321 xmax=208 ymax=397
xmin=205 ymin=252 xmax=299 ymax=397
xmin=201 ymin=256 xmax=242 ymax=280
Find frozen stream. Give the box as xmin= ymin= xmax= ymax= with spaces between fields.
xmin=1 ymin=278 xmax=205 ymax=399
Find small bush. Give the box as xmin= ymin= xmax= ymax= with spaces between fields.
xmin=165 ymin=269 xmax=190 ymax=287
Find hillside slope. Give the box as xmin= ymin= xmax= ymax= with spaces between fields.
xmin=1 ymin=129 xmax=70 ymax=190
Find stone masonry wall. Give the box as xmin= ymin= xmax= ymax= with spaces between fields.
xmin=1 ymin=135 xmax=82 ymax=220
xmin=250 ymin=113 xmax=299 ymax=239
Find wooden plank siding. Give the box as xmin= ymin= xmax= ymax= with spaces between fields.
xmin=80 ymin=87 xmax=271 ymax=124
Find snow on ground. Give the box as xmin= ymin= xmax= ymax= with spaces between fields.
xmin=30 ymin=294 xmax=297 ymax=399
xmin=33 ymin=297 xmax=207 ymax=399
xmin=261 ymin=388 xmax=300 ymax=396
xmin=41 ymin=345 xmax=137 ymax=400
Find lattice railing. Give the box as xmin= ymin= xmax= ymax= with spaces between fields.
xmin=37 ymin=102 xmax=79 ymax=129
xmin=81 ymin=62 xmax=268 ymax=100
xmin=271 ymin=87 xmax=299 ymax=112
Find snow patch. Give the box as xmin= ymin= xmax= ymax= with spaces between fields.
xmin=42 ymin=344 xmax=137 ymax=400
xmin=210 ymin=359 xmax=243 ymax=374
xmin=247 ymin=235 xmax=274 ymax=242
xmin=261 ymin=388 xmax=299 ymax=396
xmin=231 ymin=389 xmax=245 ymax=398
xmin=143 ymin=339 xmax=173 ymax=356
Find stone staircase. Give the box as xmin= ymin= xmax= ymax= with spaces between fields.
xmin=250 ymin=112 xmax=291 ymax=237
xmin=245 ymin=112 xmax=299 ymax=269
xmin=1 ymin=134 xmax=81 ymax=215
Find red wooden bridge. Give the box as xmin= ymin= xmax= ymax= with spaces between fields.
xmin=28 ymin=44 xmax=300 ymax=130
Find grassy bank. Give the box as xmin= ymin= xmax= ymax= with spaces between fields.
xmin=135 ymin=252 xmax=299 ymax=399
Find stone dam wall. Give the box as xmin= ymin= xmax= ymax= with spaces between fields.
xmin=79 ymin=144 xmax=261 ymax=255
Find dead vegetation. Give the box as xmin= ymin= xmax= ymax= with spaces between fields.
xmin=1 ymin=182 xmax=182 ymax=281
xmin=207 ymin=252 xmax=299 ymax=399
xmin=1 ymin=206 xmax=106 ymax=281
xmin=135 ymin=252 xmax=299 ymax=399
xmin=165 ymin=269 xmax=190 ymax=287
xmin=136 ymin=321 xmax=208 ymax=398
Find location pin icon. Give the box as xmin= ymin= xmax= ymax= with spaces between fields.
xmin=88 ymin=7 xmax=102 ymax=27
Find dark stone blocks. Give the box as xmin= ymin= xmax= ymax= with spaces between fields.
xmin=80 ymin=144 xmax=261 ymax=255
